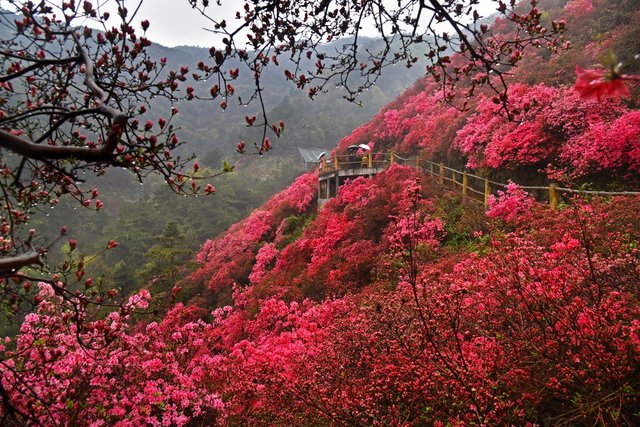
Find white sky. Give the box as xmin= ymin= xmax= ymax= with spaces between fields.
xmin=1 ymin=0 xmax=498 ymax=48
xmin=111 ymin=0 xmax=235 ymax=47
xmin=132 ymin=0 xmax=497 ymax=48
xmin=0 ymin=0 xmax=236 ymax=47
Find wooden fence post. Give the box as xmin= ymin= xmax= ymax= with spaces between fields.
xmin=439 ymin=163 xmax=444 ymax=185
xmin=462 ymin=171 xmax=468 ymax=197
xmin=390 ymin=152 xmax=395 ymax=165
xmin=334 ymin=155 xmax=339 ymax=171
xmin=368 ymin=153 xmax=373 ymax=168
xmin=484 ymin=177 xmax=491 ymax=207
xmin=549 ymin=183 xmax=558 ymax=210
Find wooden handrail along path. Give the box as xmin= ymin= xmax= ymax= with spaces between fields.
xmin=420 ymin=159 xmax=640 ymax=210
xmin=317 ymin=152 xmax=640 ymax=210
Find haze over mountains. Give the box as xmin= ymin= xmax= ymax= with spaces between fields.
xmin=0 ymin=6 xmax=425 ymax=307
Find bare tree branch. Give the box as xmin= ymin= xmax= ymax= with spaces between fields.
xmin=0 ymin=251 xmax=41 ymax=275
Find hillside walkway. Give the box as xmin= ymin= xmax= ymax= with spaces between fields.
xmin=317 ymin=153 xmax=640 ymax=209
xmin=317 ymin=152 xmax=417 ymax=208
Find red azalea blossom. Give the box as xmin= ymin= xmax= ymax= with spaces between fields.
xmin=171 ymin=285 xmax=182 ymax=300
xmin=204 ymin=183 xmax=216 ymax=194
xmin=573 ymin=65 xmax=630 ymax=100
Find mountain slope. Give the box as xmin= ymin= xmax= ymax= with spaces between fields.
xmin=182 ymin=168 xmax=640 ymax=425
xmin=3 ymin=0 xmax=640 ymax=425
xmin=173 ymin=0 xmax=640 ymax=423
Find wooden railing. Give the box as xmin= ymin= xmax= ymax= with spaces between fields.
xmin=421 ymin=160 xmax=640 ymax=210
xmin=317 ymin=153 xmax=640 ymax=209
xmin=318 ymin=152 xmax=418 ymax=175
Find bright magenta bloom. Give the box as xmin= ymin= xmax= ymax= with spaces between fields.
xmin=574 ymin=65 xmax=630 ymax=100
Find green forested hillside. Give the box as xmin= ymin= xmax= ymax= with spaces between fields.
xmin=25 ymin=31 xmax=424 ymax=297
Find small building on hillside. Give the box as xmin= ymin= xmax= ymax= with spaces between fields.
xmin=297 ymin=147 xmax=328 ymax=171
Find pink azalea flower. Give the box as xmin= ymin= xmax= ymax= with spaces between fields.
xmin=573 ymin=65 xmax=630 ymax=100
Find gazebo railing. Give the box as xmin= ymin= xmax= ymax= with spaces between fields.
xmin=318 ymin=152 xmax=418 ymax=174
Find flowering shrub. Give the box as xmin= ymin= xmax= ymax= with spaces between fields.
xmin=249 ymin=243 xmax=279 ymax=284
xmin=564 ymin=0 xmax=595 ymax=18
xmin=562 ymin=110 xmax=640 ymax=177
xmin=385 ymin=215 xmax=445 ymax=253
xmin=261 ymin=172 xmax=318 ymax=214
xmin=189 ymin=173 xmax=317 ymax=294
xmin=454 ymin=83 xmax=638 ymax=179
xmin=486 ymin=181 xmax=536 ymax=223
xmin=454 ymin=84 xmax=560 ymax=169
xmin=209 ymin=196 xmax=640 ymax=426
xmin=0 ymin=291 xmax=224 ymax=425
xmin=4 ymin=168 xmax=640 ymax=426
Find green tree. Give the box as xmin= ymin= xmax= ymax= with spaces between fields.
xmin=135 ymin=221 xmax=193 ymax=292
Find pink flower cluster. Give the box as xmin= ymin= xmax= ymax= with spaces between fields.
xmin=1 ymin=295 xmax=224 ymax=425
xmin=190 ymin=172 xmax=318 ymax=293
xmin=454 ymin=83 xmax=638 ymax=178
xmin=4 ymin=166 xmax=640 ymax=426
xmin=486 ymin=182 xmax=536 ymax=223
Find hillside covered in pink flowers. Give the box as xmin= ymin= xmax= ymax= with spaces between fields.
xmin=2 ymin=0 xmax=640 ymax=425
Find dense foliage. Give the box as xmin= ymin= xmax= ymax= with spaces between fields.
xmin=1 ymin=0 xmax=640 ymax=425
xmin=3 ymin=165 xmax=638 ymax=425
xmin=334 ymin=0 xmax=640 ymax=184
xmin=338 ymin=77 xmax=640 ymax=184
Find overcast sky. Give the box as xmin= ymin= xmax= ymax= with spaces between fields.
xmin=133 ymin=0 xmax=497 ymax=48
xmin=99 ymin=1 xmax=236 ymax=47
xmin=0 ymin=0 xmax=236 ymax=47
xmin=1 ymin=0 xmax=498 ymax=48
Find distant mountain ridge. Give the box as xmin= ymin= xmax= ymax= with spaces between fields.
xmin=0 ymin=5 xmax=424 ymax=298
